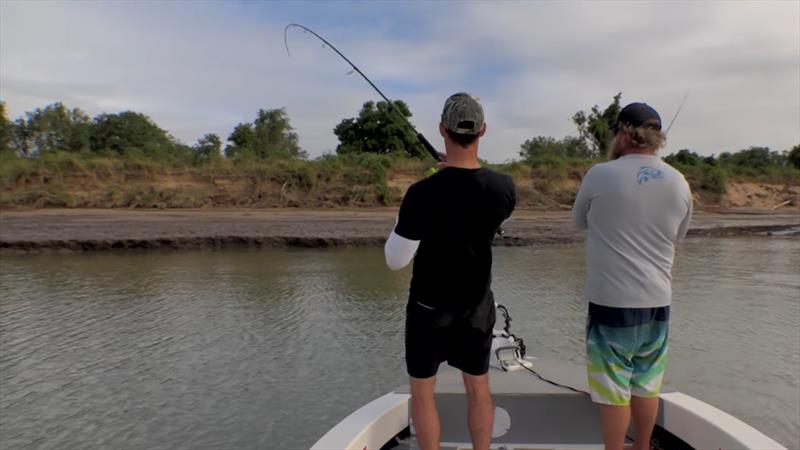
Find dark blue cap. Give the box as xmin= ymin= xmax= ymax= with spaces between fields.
xmin=613 ymin=102 xmax=662 ymax=132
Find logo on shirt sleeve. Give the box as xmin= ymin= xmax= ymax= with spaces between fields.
xmin=637 ymin=166 xmax=664 ymax=185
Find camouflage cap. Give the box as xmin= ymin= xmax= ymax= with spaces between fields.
xmin=441 ymin=92 xmax=484 ymax=135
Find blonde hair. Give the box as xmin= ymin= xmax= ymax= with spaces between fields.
xmin=608 ymin=124 xmax=667 ymax=159
xmin=620 ymin=123 xmax=667 ymax=150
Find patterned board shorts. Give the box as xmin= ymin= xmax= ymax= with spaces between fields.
xmin=586 ymin=302 xmax=670 ymax=406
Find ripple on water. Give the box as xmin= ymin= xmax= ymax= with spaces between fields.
xmin=0 ymin=241 xmax=798 ymax=449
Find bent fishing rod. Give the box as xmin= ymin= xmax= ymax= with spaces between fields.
xmin=665 ymin=92 xmax=689 ymax=134
xmin=284 ymin=23 xmax=444 ymax=162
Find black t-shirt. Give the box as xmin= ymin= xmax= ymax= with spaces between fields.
xmin=395 ymin=166 xmax=516 ymax=329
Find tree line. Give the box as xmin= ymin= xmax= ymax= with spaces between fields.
xmin=1 ymin=97 xmax=798 ymax=172
xmin=518 ymin=93 xmax=800 ymax=172
xmin=0 ymin=101 xmax=306 ymax=163
xmin=0 ymin=99 xmax=428 ymax=162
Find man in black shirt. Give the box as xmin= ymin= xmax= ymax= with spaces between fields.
xmin=384 ymin=92 xmax=516 ymax=450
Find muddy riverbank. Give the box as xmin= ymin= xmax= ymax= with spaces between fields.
xmin=1 ymin=208 xmax=798 ymax=252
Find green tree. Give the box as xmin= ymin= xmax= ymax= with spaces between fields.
xmin=334 ymin=100 xmax=425 ymax=158
xmin=0 ymin=101 xmax=12 ymax=155
xmin=571 ymin=92 xmax=622 ymax=158
xmin=11 ymin=118 xmax=31 ymax=157
xmin=253 ymin=108 xmax=305 ymax=159
xmin=702 ymin=155 xmax=717 ymax=166
xmin=90 ymin=111 xmax=175 ymax=156
xmin=225 ymin=108 xmax=305 ymax=159
xmin=193 ymin=133 xmax=222 ymax=163
xmin=225 ymin=123 xmax=255 ymax=158
xmin=788 ymin=144 xmax=800 ymax=170
xmin=664 ymin=149 xmax=703 ymax=166
xmin=12 ymin=102 xmax=91 ymax=154
xmin=718 ymin=151 xmax=732 ymax=164
xmin=726 ymin=146 xmax=773 ymax=169
xmin=519 ymin=135 xmax=591 ymax=160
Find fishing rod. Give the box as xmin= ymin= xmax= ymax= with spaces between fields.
xmin=284 ymin=23 xmax=444 ymax=162
xmin=665 ymin=92 xmax=689 ymax=134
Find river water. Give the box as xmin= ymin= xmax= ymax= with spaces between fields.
xmin=1 ymin=238 xmax=798 ymax=449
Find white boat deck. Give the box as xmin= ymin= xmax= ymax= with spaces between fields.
xmin=396 ymin=357 xmax=594 ymax=395
xmin=312 ymin=344 xmax=786 ymax=450
xmin=393 ymin=359 xmax=614 ymax=449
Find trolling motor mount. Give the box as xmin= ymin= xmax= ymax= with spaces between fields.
xmin=492 ymin=303 xmax=533 ymax=372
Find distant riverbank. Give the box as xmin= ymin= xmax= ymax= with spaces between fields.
xmin=3 ymin=152 xmax=800 ymax=212
xmin=1 ymin=208 xmax=797 ymax=252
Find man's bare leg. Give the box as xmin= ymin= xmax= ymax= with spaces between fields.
xmin=600 ymin=404 xmax=630 ymax=450
xmin=630 ymin=395 xmax=658 ymax=450
xmin=462 ymin=372 xmax=493 ymax=450
xmin=410 ymin=376 xmax=439 ymax=450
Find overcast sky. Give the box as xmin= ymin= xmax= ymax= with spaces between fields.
xmin=2 ymin=1 xmax=798 ymax=161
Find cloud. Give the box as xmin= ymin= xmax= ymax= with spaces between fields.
xmin=449 ymin=1 xmax=800 ymax=158
xmin=1 ymin=1 xmax=798 ymax=161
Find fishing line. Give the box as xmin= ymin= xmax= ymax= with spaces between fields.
xmin=284 ymin=23 xmax=443 ymax=161
xmin=496 ymin=304 xmax=588 ymax=395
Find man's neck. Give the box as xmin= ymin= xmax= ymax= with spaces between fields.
xmin=444 ymin=143 xmax=481 ymax=169
xmin=622 ymin=148 xmax=657 ymax=157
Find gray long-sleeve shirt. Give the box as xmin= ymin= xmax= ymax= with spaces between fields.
xmin=572 ymin=154 xmax=693 ymax=308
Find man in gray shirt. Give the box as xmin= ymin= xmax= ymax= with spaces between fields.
xmin=572 ymin=103 xmax=692 ymax=450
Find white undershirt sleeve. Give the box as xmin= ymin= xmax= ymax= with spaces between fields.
xmin=676 ymin=193 xmax=694 ymax=242
xmin=384 ymin=230 xmax=420 ymax=271
xmin=571 ymin=173 xmax=592 ymax=230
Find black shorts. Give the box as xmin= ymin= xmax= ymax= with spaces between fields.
xmin=405 ymin=300 xmax=495 ymax=378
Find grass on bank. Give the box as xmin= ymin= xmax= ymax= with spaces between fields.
xmin=0 ymin=151 xmax=429 ymax=208
xmin=1 ymin=151 xmax=798 ymax=209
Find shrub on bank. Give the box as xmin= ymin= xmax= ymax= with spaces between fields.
xmin=700 ymin=166 xmax=727 ymax=195
xmin=1 ymin=150 xmax=799 ymax=209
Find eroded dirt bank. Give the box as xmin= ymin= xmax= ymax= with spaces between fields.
xmin=1 ymin=208 xmax=797 ymax=252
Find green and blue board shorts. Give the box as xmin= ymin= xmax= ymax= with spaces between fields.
xmin=586 ymin=302 xmax=670 ymax=406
